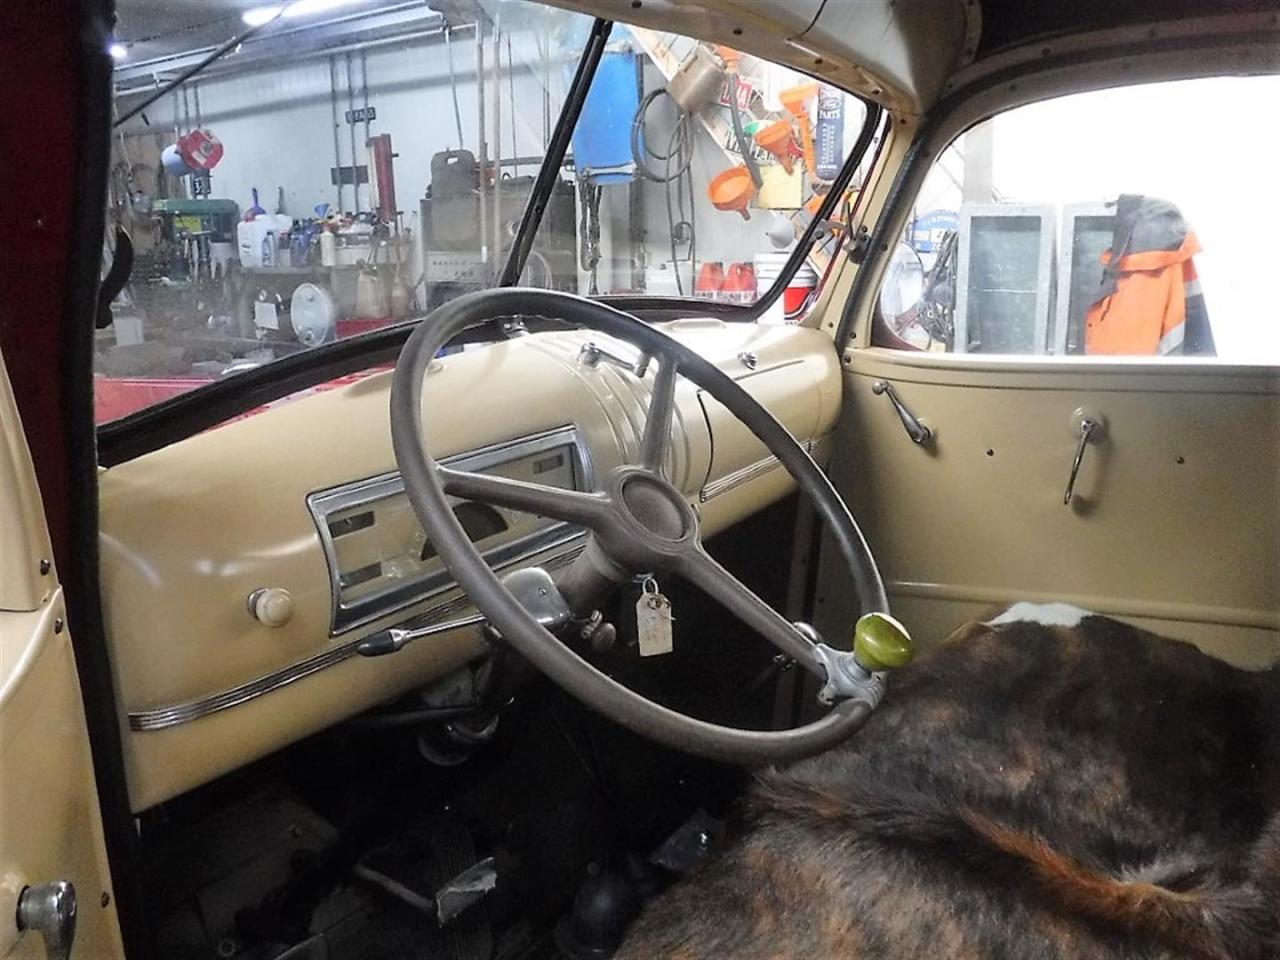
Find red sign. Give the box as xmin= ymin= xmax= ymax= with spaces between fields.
xmin=717 ymin=76 xmax=754 ymax=112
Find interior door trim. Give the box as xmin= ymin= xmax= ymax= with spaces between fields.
xmin=888 ymin=580 xmax=1280 ymax=631
xmin=845 ymin=350 xmax=1280 ymax=395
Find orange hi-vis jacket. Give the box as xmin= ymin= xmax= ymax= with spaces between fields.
xmin=1084 ymin=195 xmax=1214 ymax=357
xmin=1086 ymin=234 xmax=1204 ymax=355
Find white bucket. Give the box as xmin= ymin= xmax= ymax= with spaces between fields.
xmin=755 ymin=252 xmax=819 ymax=324
xmin=754 ymin=252 xmax=789 ymax=324
xmin=784 ymin=263 xmax=819 ymax=321
xmin=753 ymin=251 xmax=790 ymax=283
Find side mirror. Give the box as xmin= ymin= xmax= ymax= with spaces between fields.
xmin=878 ymin=241 xmax=925 ymax=323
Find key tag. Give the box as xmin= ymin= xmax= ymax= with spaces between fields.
xmin=636 ymin=577 xmax=674 ymax=657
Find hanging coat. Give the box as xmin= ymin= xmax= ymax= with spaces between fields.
xmin=1085 ymin=194 xmax=1215 ymax=356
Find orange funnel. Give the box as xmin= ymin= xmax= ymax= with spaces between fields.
xmin=708 ymin=165 xmax=756 ymax=221
xmin=754 ymin=119 xmax=799 ymax=175
xmin=780 ymin=82 xmax=820 ymax=179
xmin=713 ymin=45 xmax=742 ymax=69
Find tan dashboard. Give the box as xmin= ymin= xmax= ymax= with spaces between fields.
xmin=98 ymin=319 xmax=842 ymax=811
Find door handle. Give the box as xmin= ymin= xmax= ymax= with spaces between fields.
xmin=871 ymin=381 xmax=933 ymax=445
xmin=1063 ymin=410 xmax=1105 ymax=505
xmin=16 ymin=881 xmax=76 ymax=960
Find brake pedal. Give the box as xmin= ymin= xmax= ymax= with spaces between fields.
xmin=434 ymin=857 xmax=498 ymax=926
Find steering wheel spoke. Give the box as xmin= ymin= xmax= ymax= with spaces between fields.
xmin=438 ymin=466 xmax=613 ymax=530
xmin=677 ymin=546 xmax=825 ymax=681
xmin=639 ymin=355 xmax=679 ymax=476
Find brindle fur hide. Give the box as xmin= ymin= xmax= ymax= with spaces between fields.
xmin=618 ymin=616 xmax=1280 ymax=959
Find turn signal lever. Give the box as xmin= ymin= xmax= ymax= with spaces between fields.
xmin=812 ymin=612 xmax=914 ymax=707
xmin=357 ymin=568 xmax=573 ymax=657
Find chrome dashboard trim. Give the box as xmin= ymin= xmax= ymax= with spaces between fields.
xmin=128 ymin=542 xmax=586 ymax=731
xmin=699 ymin=437 xmax=819 ymax=502
xmin=307 ymin=425 xmax=594 ymax=635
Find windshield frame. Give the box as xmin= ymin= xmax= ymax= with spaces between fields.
xmin=97 ymin=12 xmax=881 ymax=465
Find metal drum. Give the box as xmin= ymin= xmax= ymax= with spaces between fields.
xmin=290 ymin=282 xmax=338 ymax=345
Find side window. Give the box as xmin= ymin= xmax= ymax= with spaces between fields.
xmin=875 ymin=76 xmax=1280 ymax=362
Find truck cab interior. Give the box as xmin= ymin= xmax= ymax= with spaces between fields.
xmin=0 ymin=1 xmax=1276 ymax=959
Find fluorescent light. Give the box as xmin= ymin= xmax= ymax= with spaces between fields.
xmin=109 ymin=42 xmax=128 ymax=60
xmin=242 ymin=5 xmax=284 ymax=26
xmin=242 ymin=0 xmax=361 ymax=27
xmin=281 ymin=0 xmax=363 ymax=18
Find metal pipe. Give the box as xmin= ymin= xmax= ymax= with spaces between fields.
xmin=498 ymin=19 xmax=613 ymax=287
xmin=491 ymin=21 xmax=502 ymax=269
xmin=496 ymin=155 xmax=549 ymax=169
xmin=361 ymin=49 xmax=371 ymax=174
xmin=542 ymin=29 xmax=551 ymax=148
xmin=113 ymin=11 xmax=285 ymax=127
xmin=113 ymin=20 xmax=480 ymax=100
xmin=507 ymin=35 xmax=517 ymax=178
xmin=475 ymin=23 xmax=487 ymax=266
xmin=329 ymin=56 xmax=344 ymax=211
xmin=345 ymin=51 xmax=360 ymax=214
xmin=444 ymin=26 xmax=465 ymax=150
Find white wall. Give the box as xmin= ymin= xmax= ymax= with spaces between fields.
xmin=119 ymin=24 xmax=578 ymax=252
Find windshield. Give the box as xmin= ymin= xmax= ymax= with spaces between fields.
xmin=530 ymin=28 xmax=868 ymax=303
xmin=98 ymin=1 xmax=867 ymax=424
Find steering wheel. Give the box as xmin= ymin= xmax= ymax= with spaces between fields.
xmin=390 ymin=288 xmax=912 ymax=766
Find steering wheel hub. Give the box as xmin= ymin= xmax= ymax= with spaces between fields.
xmin=617 ymin=471 xmax=691 ymax=541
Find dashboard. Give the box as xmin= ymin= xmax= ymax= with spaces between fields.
xmin=98 ymin=319 xmax=842 ymax=811
xmin=309 ymin=426 xmax=590 ymax=635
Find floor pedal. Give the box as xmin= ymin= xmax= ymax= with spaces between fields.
xmin=348 ymin=817 xmax=494 ymax=960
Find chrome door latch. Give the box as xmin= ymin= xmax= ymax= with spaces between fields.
xmin=16 ymin=881 xmax=76 ymax=960
xmin=871 ymin=380 xmax=933 ymax=445
xmin=1063 ymin=408 xmax=1106 ymax=505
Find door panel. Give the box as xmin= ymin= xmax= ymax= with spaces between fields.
xmin=1 ymin=358 xmax=123 ymax=958
xmin=814 ymin=349 xmax=1279 ymax=668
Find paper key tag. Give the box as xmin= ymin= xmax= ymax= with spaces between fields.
xmin=636 ymin=585 xmax=674 ymax=657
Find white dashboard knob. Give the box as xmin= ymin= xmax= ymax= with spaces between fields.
xmin=248 ymin=587 xmax=294 ymax=628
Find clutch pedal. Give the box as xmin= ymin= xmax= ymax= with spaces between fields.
xmin=352 ymin=818 xmax=495 ymax=960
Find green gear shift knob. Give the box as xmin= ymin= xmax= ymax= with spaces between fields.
xmin=853 ymin=612 xmax=914 ymax=672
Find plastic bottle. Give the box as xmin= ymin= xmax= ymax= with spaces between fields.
xmin=319 ymin=231 xmax=337 ymax=267
xmin=390 ymin=274 xmax=412 ymax=318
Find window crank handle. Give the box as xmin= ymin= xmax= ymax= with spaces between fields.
xmin=1063 ymin=418 xmax=1099 ymax=505
xmin=871 ymin=381 xmax=932 ymax=445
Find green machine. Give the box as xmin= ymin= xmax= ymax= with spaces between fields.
xmin=150 ymin=197 xmax=240 ymax=283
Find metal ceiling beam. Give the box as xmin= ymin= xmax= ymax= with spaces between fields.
xmin=113 ymin=3 xmax=452 ymax=96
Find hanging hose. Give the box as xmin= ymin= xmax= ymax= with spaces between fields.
xmin=662 ymin=122 xmax=686 ymax=294
xmin=631 ymin=87 xmax=697 ymax=293
xmin=578 ymin=179 xmax=602 ymax=293
xmin=727 ymin=73 xmax=762 ymax=189
xmin=630 ymin=88 xmax=692 ymax=183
